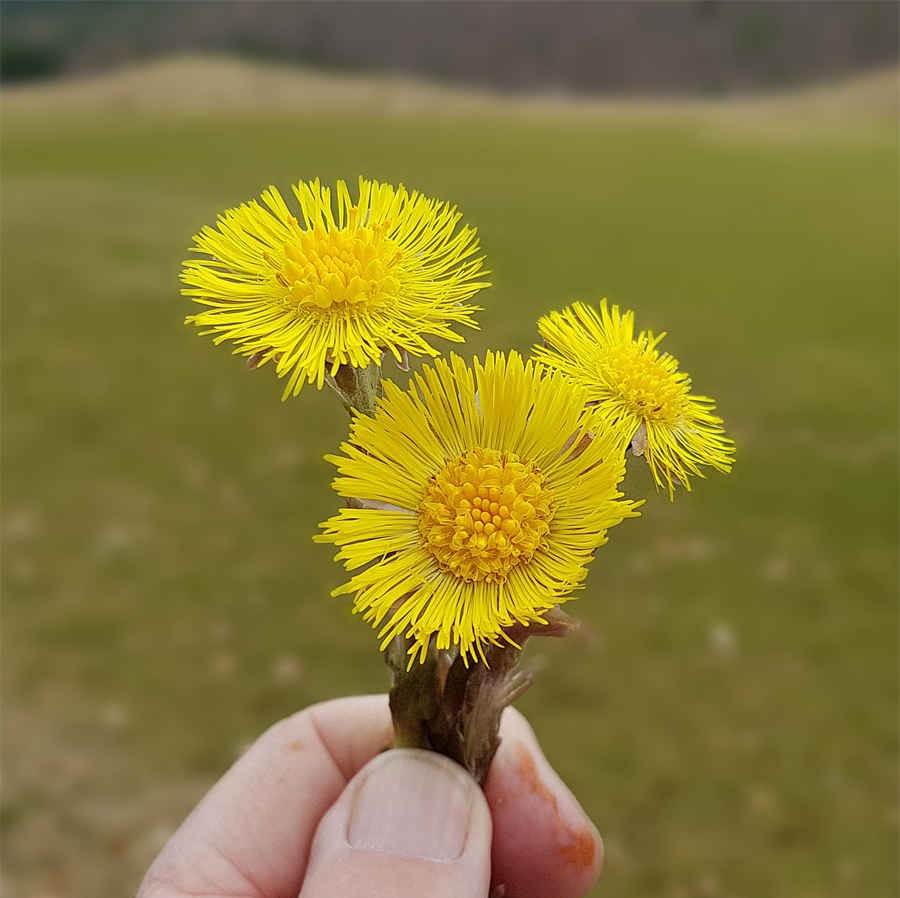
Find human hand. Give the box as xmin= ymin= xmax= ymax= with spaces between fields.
xmin=137 ymin=695 xmax=602 ymax=898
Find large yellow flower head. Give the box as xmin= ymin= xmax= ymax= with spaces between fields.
xmin=534 ymin=300 xmax=735 ymax=499
xmin=317 ymin=351 xmax=640 ymax=664
xmin=181 ymin=177 xmax=489 ymax=399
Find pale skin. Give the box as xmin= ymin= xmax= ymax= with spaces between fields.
xmin=137 ymin=695 xmax=603 ymax=898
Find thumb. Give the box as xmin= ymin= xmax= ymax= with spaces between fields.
xmin=299 ymin=749 xmax=492 ymax=898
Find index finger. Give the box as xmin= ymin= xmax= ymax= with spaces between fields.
xmin=485 ymin=708 xmax=603 ymax=898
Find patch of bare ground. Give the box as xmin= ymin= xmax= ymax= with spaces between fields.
xmin=4 ymin=55 xmax=897 ymax=134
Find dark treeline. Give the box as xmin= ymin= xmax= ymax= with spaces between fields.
xmin=2 ymin=0 xmax=897 ymax=93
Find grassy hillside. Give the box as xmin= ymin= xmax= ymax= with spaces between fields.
xmin=3 ymin=59 xmax=897 ymax=898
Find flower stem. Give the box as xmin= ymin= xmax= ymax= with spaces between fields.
xmin=327 ymin=362 xmax=383 ymax=416
xmin=385 ymin=609 xmax=580 ymax=783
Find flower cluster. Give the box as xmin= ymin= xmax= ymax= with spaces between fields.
xmin=533 ymin=300 xmax=735 ymax=498
xmin=183 ymin=176 xmax=734 ymax=665
xmin=316 ymin=352 xmax=640 ymax=663
xmin=182 ymin=177 xmax=488 ymax=399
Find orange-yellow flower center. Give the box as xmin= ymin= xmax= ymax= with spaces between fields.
xmin=276 ymin=221 xmax=402 ymax=312
xmin=601 ymin=342 xmax=686 ymax=423
xmin=418 ymin=447 xmax=553 ymax=584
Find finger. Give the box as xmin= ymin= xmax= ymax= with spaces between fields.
xmin=485 ymin=708 xmax=603 ymax=898
xmin=299 ymin=749 xmax=492 ymax=898
xmin=138 ymin=694 xmax=393 ymax=898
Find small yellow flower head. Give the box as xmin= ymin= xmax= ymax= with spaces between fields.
xmin=181 ymin=177 xmax=490 ymax=398
xmin=534 ymin=300 xmax=735 ymax=498
xmin=317 ymin=351 xmax=640 ymax=664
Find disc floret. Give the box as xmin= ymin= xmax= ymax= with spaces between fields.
xmin=277 ymin=221 xmax=401 ymax=312
xmin=419 ymin=448 xmax=553 ymax=583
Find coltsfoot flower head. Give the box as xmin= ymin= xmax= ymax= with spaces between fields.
xmin=316 ymin=351 xmax=640 ymax=664
xmin=181 ymin=177 xmax=490 ymax=398
xmin=534 ymin=299 xmax=735 ymax=498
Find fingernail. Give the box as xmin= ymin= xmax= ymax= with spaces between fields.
xmin=348 ymin=749 xmax=474 ymax=861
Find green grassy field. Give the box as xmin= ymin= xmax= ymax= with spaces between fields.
xmin=3 ymin=61 xmax=898 ymax=898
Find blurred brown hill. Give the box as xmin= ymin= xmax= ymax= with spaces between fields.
xmin=2 ymin=0 xmax=898 ymax=94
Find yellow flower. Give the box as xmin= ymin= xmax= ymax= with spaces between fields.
xmin=534 ymin=299 xmax=735 ymax=499
xmin=181 ymin=177 xmax=489 ymax=399
xmin=316 ymin=351 xmax=639 ymax=664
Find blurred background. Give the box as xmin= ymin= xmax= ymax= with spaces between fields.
xmin=2 ymin=2 xmax=897 ymax=897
